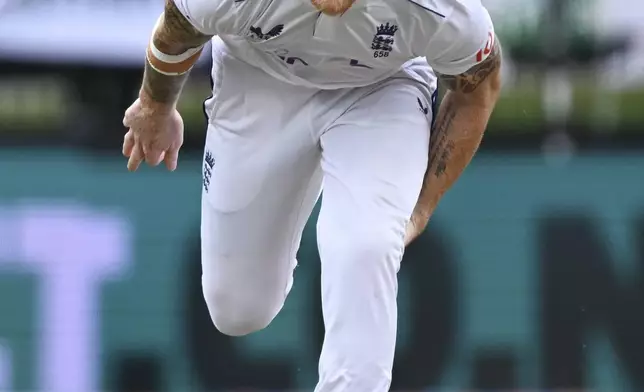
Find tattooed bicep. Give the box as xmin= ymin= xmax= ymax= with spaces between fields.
xmin=437 ymin=36 xmax=502 ymax=94
xmin=155 ymin=0 xmax=213 ymax=55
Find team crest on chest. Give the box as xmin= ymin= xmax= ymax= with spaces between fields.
xmin=371 ymin=22 xmax=398 ymax=58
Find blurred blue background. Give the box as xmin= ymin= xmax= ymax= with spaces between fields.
xmin=1 ymin=0 xmax=644 ymax=391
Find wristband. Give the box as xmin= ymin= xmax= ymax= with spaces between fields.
xmin=145 ymin=14 xmax=204 ymax=75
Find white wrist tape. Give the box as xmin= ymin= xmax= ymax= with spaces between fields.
xmin=145 ymin=13 xmax=204 ymax=76
xmin=148 ymin=40 xmax=204 ymax=64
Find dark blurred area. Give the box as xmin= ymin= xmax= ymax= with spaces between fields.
xmin=0 ymin=0 xmax=643 ymax=391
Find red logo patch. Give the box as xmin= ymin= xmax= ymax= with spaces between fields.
xmin=476 ymin=32 xmax=494 ymax=63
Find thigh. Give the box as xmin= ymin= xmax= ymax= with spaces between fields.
xmin=201 ymin=46 xmax=323 ymax=302
xmin=319 ymin=78 xmax=432 ymax=235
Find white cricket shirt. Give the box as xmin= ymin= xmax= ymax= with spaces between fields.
xmin=173 ymin=0 xmax=495 ymax=89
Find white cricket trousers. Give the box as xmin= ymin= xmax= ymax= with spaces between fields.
xmin=200 ymin=39 xmax=435 ymax=392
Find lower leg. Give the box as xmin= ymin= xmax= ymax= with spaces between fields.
xmin=314 ymin=200 xmax=405 ymax=392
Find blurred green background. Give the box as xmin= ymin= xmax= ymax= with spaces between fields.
xmin=1 ymin=0 xmax=644 ymax=137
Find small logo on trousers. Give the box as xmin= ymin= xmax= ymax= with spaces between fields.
xmin=417 ymin=97 xmax=428 ymax=115
xmin=203 ymin=151 xmax=215 ymax=192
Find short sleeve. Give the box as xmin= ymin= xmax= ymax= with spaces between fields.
xmin=425 ymin=2 xmax=495 ymax=76
xmin=172 ymin=0 xmax=233 ymax=35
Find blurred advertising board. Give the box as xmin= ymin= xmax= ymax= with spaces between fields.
xmin=1 ymin=149 xmax=644 ymax=390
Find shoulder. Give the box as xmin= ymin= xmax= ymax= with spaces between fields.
xmin=404 ymin=0 xmax=491 ymax=32
xmin=420 ymin=0 xmax=495 ymax=75
xmin=404 ymin=0 xmax=449 ymax=19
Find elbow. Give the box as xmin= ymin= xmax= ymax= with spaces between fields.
xmin=472 ymin=67 xmax=502 ymax=110
xmin=449 ymin=65 xmax=502 ymax=110
xmin=487 ymin=66 xmax=502 ymax=103
xmin=471 ymin=64 xmax=502 ymax=108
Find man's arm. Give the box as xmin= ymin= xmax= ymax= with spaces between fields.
xmin=406 ymin=37 xmax=502 ymax=243
xmin=140 ymin=0 xmax=213 ymax=107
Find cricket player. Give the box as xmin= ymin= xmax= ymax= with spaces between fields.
xmin=122 ymin=0 xmax=501 ymax=389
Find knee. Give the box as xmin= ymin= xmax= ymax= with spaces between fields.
xmin=318 ymin=218 xmax=404 ymax=274
xmin=201 ymin=277 xmax=281 ymax=337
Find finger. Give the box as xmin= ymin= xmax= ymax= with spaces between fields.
xmin=127 ymin=144 xmax=144 ymax=172
xmin=122 ymin=131 xmax=135 ymax=157
xmin=144 ymin=146 xmax=164 ymax=167
xmin=164 ymin=148 xmax=179 ymax=171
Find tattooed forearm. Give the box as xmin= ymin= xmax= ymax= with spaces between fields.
xmin=427 ymin=98 xmax=457 ymax=177
xmin=423 ymin=36 xmax=502 ymax=180
xmin=142 ymin=62 xmax=189 ymax=104
xmin=141 ymin=0 xmax=212 ymax=105
xmin=410 ymin=90 xmax=489 ymax=231
xmin=407 ymin=38 xmax=502 ymax=236
xmin=438 ymin=37 xmax=502 ymax=94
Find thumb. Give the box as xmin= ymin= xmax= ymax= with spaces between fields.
xmin=122 ymin=109 xmax=132 ymax=128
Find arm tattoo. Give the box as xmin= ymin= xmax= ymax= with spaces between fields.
xmin=428 ymin=98 xmax=457 ymax=177
xmin=142 ymin=62 xmax=185 ymax=104
xmin=412 ymin=98 xmax=458 ymax=220
xmin=437 ymin=37 xmax=502 ymax=94
xmin=154 ymin=0 xmax=211 ymax=54
xmin=411 ymin=37 xmax=501 ymax=225
xmin=142 ymin=0 xmax=212 ymax=104
xmin=425 ymin=37 xmax=502 ymax=177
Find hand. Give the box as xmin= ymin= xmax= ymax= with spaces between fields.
xmin=122 ymin=98 xmax=184 ymax=172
